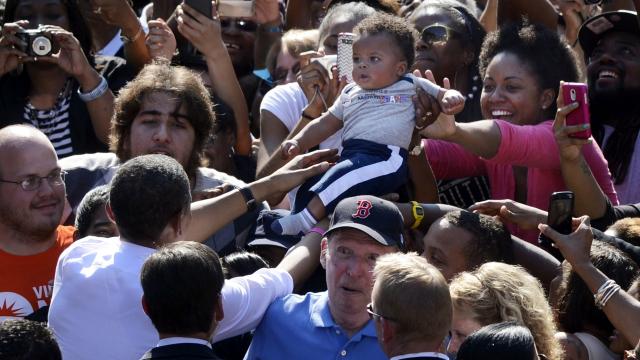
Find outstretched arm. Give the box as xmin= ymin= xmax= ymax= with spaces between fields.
xmin=282 ymin=112 xmax=343 ymax=159
xmin=187 ymin=149 xmax=338 ymax=242
xmin=177 ymin=3 xmax=252 ymax=156
xmin=541 ymin=217 xmax=640 ymax=346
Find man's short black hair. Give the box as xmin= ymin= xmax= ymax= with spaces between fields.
xmin=75 ymin=185 xmax=110 ymax=238
xmin=141 ymin=242 xmax=225 ymax=335
xmin=0 ymin=319 xmax=62 ymax=360
xmin=354 ymin=12 xmax=418 ymax=69
xmin=444 ymin=210 xmax=514 ymax=268
xmin=109 ymin=154 xmax=191 ymax=244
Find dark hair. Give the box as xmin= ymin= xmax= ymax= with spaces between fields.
xmin=354 ymin=13 xmax=418 ymax=69
xmin=109 ymin=154 xmax=191 ymax=245
xmin=0 ymin=319 xmax=62 ymax=360
xmin=479 ymin=22 xmax=581 ymax=119
xmin=221 ymin=251 xmax=269 ymax=279
xmin=110 ymin=63 xmax=215 ymax=180
xmin=141 ymin=242 xmax=225 ymax=335
xmin=329 ymin=0 xmax=399 ymax=14
xmin=74 ymin=184 xmax=110 ymax=238
xmin=557 ymin=240 xmax=639 ymax=334
xmin=457 ymin=322 xmax=537 ymax=360
xmin=444 ymin=210 xmax=514 ymax=268
xmin=3 ymin=0 xmax=93 ymax=62
xmin=411 ymin=3 xmax=486 ymax=123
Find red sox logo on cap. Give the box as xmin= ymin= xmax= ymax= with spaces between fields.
xmin=352 ymin=199 xmax=372 ymax=219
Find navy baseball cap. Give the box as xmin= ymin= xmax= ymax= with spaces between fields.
xmin=579 ymin=10 xmax=640 ymax=60
xmin=325 ymin=196 xmax=404 ymax=249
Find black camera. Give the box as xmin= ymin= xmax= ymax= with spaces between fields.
xmin=15 ymin=29 xmax=56 ymax=57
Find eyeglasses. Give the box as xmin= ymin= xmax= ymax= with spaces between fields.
xmin=420 ymin=25 xmax=464 ymax=46
xmin=0 ymin=170 xmax=66 ymax=191
xmin=220 ymin=18 xmax=257 ymax=32
xmin=366 ymin=303 xmax=394 ymax=322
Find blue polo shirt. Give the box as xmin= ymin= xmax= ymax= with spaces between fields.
xmin=244 ymin=291 xmax=386 ymax=360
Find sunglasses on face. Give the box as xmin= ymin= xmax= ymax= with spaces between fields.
xmin=220 ymin=18 xmax=257 ymax=32
xmin=420 ymin=25 xmax=464 ymax=46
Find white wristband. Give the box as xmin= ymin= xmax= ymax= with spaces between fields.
xmin=77 ymin=75 xmax=108 ymax=102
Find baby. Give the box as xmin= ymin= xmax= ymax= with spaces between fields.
xmin=272 ymin=13 xmax=465 ymax=236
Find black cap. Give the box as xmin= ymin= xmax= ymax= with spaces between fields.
xmin=325 ymin=196 xmax=404 ymax=248
xmin=247 ymin=210 xmax=302 ymax=249
xmin=579 ymin=10 xmax=640 ymax=59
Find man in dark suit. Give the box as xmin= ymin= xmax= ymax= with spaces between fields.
xmin=370 ymin=252 xmax=452 ymax=360
xmin=139 ymin=241 xmax=225 ymax=360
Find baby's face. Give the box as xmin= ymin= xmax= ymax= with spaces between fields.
xmin=352 ymin=34 xmax=407 ymax=90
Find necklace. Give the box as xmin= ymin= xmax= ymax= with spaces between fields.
xmin=467 ymin=75 xmax=480 ymax=100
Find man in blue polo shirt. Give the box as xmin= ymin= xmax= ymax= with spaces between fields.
xmin=245 ymin=195 xmax=403 ymax=359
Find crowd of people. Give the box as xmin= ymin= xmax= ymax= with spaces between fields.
xmin=1 ymin=0 xmax=640 ymax=359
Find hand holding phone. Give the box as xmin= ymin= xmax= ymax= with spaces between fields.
xmin=184 ymin=0 xmax=213 ymax=18
xmin=539 ymin=191 xmax=574 ymax=260
xmin=561 ymin=82 xmax=591 ymax=139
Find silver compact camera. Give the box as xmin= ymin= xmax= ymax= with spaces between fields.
xmin=16 ymin=29 xmax=56 ymax=57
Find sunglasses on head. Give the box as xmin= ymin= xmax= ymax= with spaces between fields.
xmin=220 ymin=18 xmax=257 ymax=32
xmin=420 ymin=25 xmax=464 ymax=46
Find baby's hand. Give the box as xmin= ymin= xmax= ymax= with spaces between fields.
xmin=439 ymin=89 xmax=465 ymax=115
xmin=281 ymin=140 xmax=301 ymax=159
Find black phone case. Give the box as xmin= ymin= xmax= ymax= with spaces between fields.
xmin=185 ymin=0 xmax=212 ymax=18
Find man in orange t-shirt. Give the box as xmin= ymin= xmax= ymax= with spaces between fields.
xmin=0 ymin=125 xmax=73 ymax=321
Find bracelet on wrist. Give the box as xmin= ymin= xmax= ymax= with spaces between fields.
xmin=77 ymin=75 xmax=109 ymax=102
xmin=239 ymin=187 xmax=257 ymax=212
xmin=307 ymin=227 xmax=326 ymax=237
xmin=259 ymin=24 xmax=283 ymax=33
xmin=121 ymin=25 xmax=144 ymax=44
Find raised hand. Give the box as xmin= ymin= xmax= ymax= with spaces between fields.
xmin=553 ymin=81 xmax=592 ymax=163
xmin=35 ymin=26 xmax=93 ymax=80
xmin=0 ymin=21 xmax=29 ymax=76
xmin=176 ymin=2 xmax=224 ymax=58
xmin=146 ymin=18 xmax=177 ymax=61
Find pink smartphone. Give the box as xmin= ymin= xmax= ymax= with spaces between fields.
xmin=337 ymin=32 xmax=354 ymax=83
xmin=561 ymin=82 xmax=591 ymax=139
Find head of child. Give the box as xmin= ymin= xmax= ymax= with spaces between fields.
xmin=352 ymin=13 xmax=417 ymax=90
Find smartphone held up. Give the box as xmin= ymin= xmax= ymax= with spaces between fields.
xmin=337 ymin=32 xmax=354 ymax=83
xmin=538 ymin=191 xmax=574 ymax=260
xmin=561 ymin=82 xmax=592 ymax=139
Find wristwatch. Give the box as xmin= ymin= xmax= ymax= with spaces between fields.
xmin=410 ymin=201 xmax=425 ymax=229
xmin=239 ymin=187 xmax=257 ymax=212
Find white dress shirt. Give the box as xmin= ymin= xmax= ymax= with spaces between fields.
xmin=49 ymin=236 xmax=292 ymax=360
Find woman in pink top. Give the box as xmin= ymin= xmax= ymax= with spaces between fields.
xmin=420 ymin=22 xmax=617 ymax=243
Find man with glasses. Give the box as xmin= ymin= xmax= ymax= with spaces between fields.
xmin=0 ymin=125 xmax=74 ymax=321
xmin=370 ymin=252 xmax=451 ymax=360
xmin=245 ymin=195 xmax=402 ymax=360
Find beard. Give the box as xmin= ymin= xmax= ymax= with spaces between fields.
xmin=0 ymin=202 xmax=61 ymax=241
xmin=588 ymin=79 xmax=640 ymax=128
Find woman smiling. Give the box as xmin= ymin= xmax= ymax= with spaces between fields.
xmin=420 ymin=22 xmax=617 ymax=243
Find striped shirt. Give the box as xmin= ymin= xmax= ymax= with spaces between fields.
xmin=24 ymin=89 xmax=74 ymax=157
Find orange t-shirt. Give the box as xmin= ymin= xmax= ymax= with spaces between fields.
xmin=0 ymin=226 xmax=74 ymax=320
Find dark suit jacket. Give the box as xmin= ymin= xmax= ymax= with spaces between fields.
xmin=139 ymin=343 xmax=223 ymax=360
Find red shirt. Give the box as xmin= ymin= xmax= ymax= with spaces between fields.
xmin=0 ymin=226 xmax=74 ymax=319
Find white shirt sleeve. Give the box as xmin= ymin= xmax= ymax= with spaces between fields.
xmin=259 ymin=83 xmax=308 ymax=132
xmin=212 ymin=268 xmax=293 ymax=342
xmin=409 ymin=74 xmax=442 ymax=98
